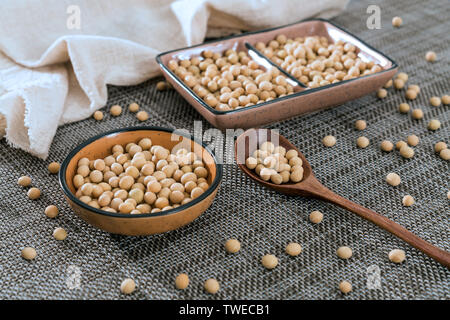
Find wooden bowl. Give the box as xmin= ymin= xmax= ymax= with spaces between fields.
xmin=59 ymin=127 xmax=222 ymax=236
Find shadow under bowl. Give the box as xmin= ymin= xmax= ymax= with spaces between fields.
xmin=59 ymin=126 xmax=223 ymax=236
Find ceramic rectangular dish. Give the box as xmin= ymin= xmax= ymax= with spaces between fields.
xmin=156 ymin=19 xmax=398 ymax=130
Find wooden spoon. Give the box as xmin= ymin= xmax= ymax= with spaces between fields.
xmin=235 ymin=128 xmax=450 ymax=268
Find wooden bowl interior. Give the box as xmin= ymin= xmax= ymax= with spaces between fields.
xmin=65 ymin=130 xmax=217 ymax=199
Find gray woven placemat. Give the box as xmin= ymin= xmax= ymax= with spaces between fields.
xmin=0 ymin=0 xmax=449 ymax=300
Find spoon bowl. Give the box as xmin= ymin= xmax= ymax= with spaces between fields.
xmin=235 ymin=128 xmax=312 ymax=193
xmin=235 ymin=128 xmax=323 ymax=197
xmin=235 ymin=128 xmax=450 ymax=268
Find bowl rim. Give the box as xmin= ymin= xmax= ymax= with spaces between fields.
xmin=156 ymin=18 xmax=398 ymax=116
xmin=59 ymin=126 xmax=223 ymax=219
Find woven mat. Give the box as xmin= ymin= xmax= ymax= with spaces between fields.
xmin=0 ymin=0 xmax=449 ymax=300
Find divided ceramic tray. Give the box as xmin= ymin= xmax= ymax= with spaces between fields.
xmin=157 ymin=19 xmax=398 ymax=130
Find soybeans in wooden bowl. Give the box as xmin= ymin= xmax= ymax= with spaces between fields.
xmin=59 ymin=127 xmax=222 ymax=235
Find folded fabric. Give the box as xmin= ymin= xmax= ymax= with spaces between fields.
xmin=0 ymin=0 xmax=348 ymax=159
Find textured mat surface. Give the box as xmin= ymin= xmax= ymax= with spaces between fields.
xmin=0 ymin=0 xmax=449 ymax=300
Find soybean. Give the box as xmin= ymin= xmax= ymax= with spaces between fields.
xmin=48 ymin=162 xmax=60 ymax=174
xmin=430 ymin=96 xmax=441 ymax=107
xmin=309 ymin=210 xmax=323 ymax=224
xmin=407 ymin=135 xmax=419 ymax=146
xmin=175 ymin=273 xmax=189 ymax=290
xmin=225 ymin=239 xmax=241 ymax=253
xmin=377 ymin=88 xmax=387 ymax=99
xmin=402 ymin=195 xmax=414 ymax=207
xmin=425 ymin=51 xmax=436 ymax=62
xmin=440 ymin=149 xmax=450 ymax=160
xmin=204 ymin=279 xmax=220 ymax=294
xmin=285 ymin=242 xmax=302 ymax=256
xmin=355 ymin=120 xmax=367 ymax=131
xmin=386 ymin=173 xmax=401 ymax=186
xmin=261 ymin=254 xmax=278 ymax=269
xmin=120 ymin=278 xmax=136 ymax=294
xmin=428 ymin=119 xmax=441 ymax=131
xmin=110 ymin=105 xmax=122 ymax=116
xmin=53 ymin=227 xmax=67 ymax=240
xmin=356 ymin=136 xmax=369 ymax=148
xmin=27 ymin=187 xmax=41 ymax=200
xmin=434 ymin=142 xmax=447 ymax=153
xmin=21 ymin=247 xmax=37 ymax=260
xmin=18 ymin=176 xmax=31 ymax=187
xmin=392 ymin=16 xmax=402 ymax=27
xmin=398 ymin=103 xmax=410 ymax=114
xmin=411 ymin=109 xmax=423 ymax=119
xmin=336 ymin=246 xmax=352 ymax=259
xmin=388 ymin=249 xmax=406 ymax=263
xmin=129 ymin=102 xmax=140 ymax=113
xmin=93 ymin=111 xmax=104 ymax=121
xmin=323 ymin=135 xmax=336 ymax=147
xmin=380 ymin=140 xmax=394 ymax=152
xmin=45 ymin=205 xmax=59 ymax=218
xmin=339 ymin=281 xmax=352 ymax=294
xmin=399 ymin=146 xmax=414 ymax=159
xmin=136 ymin=111 xmax=149 ymax=122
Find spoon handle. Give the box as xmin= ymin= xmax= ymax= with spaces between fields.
xmin=302 ymin=182 xmax=450 ymax=268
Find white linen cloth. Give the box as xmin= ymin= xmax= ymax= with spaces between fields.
xmin=0 ymin=0 xmax=348 ymax=159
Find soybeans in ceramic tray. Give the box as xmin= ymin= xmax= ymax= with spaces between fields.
xmin=157 ymin=19 xmax=397 ymax=130
xmin=166 ymin=45 xmax=298 ymax=112
xmin=254 ymin=34 xmax=383 ymax=88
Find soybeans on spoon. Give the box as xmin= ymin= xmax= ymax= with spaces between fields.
xmin=235 ymin=128 xmax=450 ymax=268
